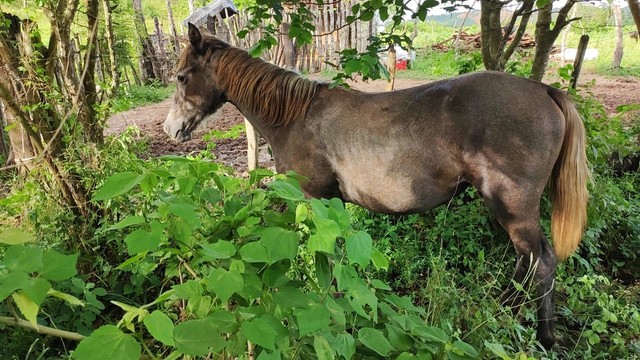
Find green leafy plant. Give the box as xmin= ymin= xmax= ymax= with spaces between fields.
xmin=72 ymin=159 xmax=483 ymax=359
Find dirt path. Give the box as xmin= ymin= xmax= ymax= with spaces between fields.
xmin=106 ymin=73 xmax=640 ymax=172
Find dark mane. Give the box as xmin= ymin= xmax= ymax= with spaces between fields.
xmin=180 ymin=37 xmax=321 ymax=127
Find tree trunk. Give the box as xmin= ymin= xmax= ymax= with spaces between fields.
xmin=612 ymin=4 xmax=624 ymax=69
xmin=132 ymin=0 xmax=160 ymax=83
xmin=153 ymin=16 xmax=169 ymax=84
xmin=480 ymin=0 xmax=502 ymax=70
xmin=480 ymin=0 xmax=534 ymax=72
xmin=628 ymin=0 xmax=640 ymax=37
xmin=530 ymin=0 xmax=577 ymax=81
xmin=280 ymin=22 xmax=297 ymax=71
xmin=80 ymin=0 xmax=102 ymax=145
xmin=0 ymin=10 xmax=92 ymax=216
xmin=386 ymin=45 xmax=396 ymax=91
xmin=102 ymin=0 xmax=120 ymax=100
xmin=166 ymin=0 xmax=181 ymax=53
xmin=188 ymin=0 xmax=195 ymax=15
xmin=0 ymin=103 xmax=8 ymax=163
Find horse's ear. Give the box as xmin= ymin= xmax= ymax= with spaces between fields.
xmin=188 ymin=23 xmax=204 ymax=53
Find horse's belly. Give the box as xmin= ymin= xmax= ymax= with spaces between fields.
xmin=337 ymin=172 xmax=451 ymax=215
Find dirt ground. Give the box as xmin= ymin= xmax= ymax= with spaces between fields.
xmin=105 ymin=72 xmax=640 ymax=172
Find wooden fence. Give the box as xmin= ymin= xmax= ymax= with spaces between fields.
xmin=150 ymin=2 xmax=376 ymax=75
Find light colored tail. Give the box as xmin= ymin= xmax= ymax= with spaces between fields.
xmin=549 ymin=90 xmax=590 ymax=261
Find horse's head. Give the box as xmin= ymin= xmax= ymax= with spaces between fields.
xmin=164 ymin=23 xmax=229 ymax=141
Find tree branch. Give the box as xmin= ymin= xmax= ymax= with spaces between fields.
xmin=0 ymin=316 xmax=85 ymax=342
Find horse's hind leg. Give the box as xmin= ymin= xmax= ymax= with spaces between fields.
xmin=482 ymin=188 xmax=558 ymax=349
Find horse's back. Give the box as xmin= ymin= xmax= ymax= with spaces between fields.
xmin=293 ymin=71 xmax=566 ymax=213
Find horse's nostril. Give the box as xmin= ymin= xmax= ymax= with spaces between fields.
xmin=175 ymin=129 xmax=182 ymax=139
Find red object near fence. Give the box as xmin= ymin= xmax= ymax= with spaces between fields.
xmin=395 ymin=59 xmax=407 ymax=70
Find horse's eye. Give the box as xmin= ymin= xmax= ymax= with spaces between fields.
xmin=176 ymin=74 xmax=186 ymax=84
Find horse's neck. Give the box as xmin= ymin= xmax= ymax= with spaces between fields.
xmin=229 ymin=101 xmax=280 ymax=144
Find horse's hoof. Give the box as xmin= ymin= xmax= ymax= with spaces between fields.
xmin=538 ymin=334 xmax=556 ymax=350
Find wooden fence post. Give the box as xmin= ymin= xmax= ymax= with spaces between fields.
xmin=244 ymin=118 xmax=259 ymax=171
xmin=570 ymin=34 xmax=589 ymax=89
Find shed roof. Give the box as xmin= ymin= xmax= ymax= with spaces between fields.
xmin=182 ymin=0 xmax=238 ymax=27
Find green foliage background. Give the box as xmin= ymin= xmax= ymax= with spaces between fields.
xmin=0 ymin=1 xmax=639 ymax=359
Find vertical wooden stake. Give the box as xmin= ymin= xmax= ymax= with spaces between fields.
xmin=570 ymin=35 xmax=589 ymax=90
xmin=245 ymin=118 xmax=259 ymax=171
xmin=386 ymin=45 xmax=397 ymax=91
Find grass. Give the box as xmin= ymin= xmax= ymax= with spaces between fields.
xmin=546 ymin=24 xmax=640 ymax=77
xmin=110 ymin=83 xmax=176 ymax=113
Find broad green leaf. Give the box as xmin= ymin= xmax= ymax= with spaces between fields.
xmin=371 ymin=248 xmax=389 ymax=270
xmin=360 ymin=9 xmax=375 ymax=21
xmin=22 ymin=278 xmax=51 ymax=305
xmin=315 ymin=253 xmax=332 ymax=290
xmin=451 ymin=340 xmax=479 ymax=358
xmin=412 ymin=326 xmax=449 ymax=344
xmin=73 ymin=325 xmax=140 ymax=360
xmin=0 ymin=227 xmax=35 ymax=244
xmin=123 ymin=221 xmax=163 ymax=254
xmin=295 ymin=303 xmax=331 ymax=336
xmin=208 ymin=310 xmax=238 ymax=333
xmin=309 ymin=198 xmax=329 ymax=218
xmin=107 ymin=216 xmax=146 ymax=231
xmin=313 ymin=217 xmax=342 ymax=239
xmin=345 ymin=231 xmax=372 ymax=267
xmin=172 ymin=280 xmax=203 ymax=299
xmin=38 ymin=250 xmax=77 ymax=281
xmin=196 ymin=186 xmax=222 ymax=204
xmin=348 ymin=284 xmax=378 ymax=321
xmin=314 ymin=335 xmax=336 ymax=360
xmin=206 ymin=268 xmax=243 ymax=302
xmin=48 ymin=289 xmax=84 ymax=307
xmin=295 ymin=203 xmax=308 ymax=223
xmin=186 ymin=294 xmax=212 ymax=318
xmin=379 ymin=6 xmax=389 ymax=21
xmin=324 ymin=297 xmax=346 ymax=325
xmin=272 ymin=286 xmax=311 ymax=308
xmin=143 ymin=310 xmax=175 ymax=346
xmin=257 ymin=350 xmax=282 ymax=360
xmin=344 ymin=59 xmax=362 ymax=75
xmin=174 ymin=319 xmax=225 ymax=356
xmin=240 ymin=317 xmax=278 ymax=351
xmin=260 ymin=227 xmax=298 ymax=263
xmin=3 ymin=245 xmax=43 ymax=273
xmin=262 ymin=261 xmax=290 ymax=288
xmin=308 ymin=233 xmax=335 ymax=255
xmin=268 ymin=180 xmax=305 ymax=200
xmin=92 ymin=171 xmax=144 ymax=201
xmin=358 ymin=328 xmax=393 ymax=356
xmin=200 ymin=240 xmax=237 ymax=260
xmin=386 ymin=324 xmax=414 ymax=351
xmin=333 ymin=264 xmax=358 ymax=291
xmin=371 ymin=279 xmax=391 ymax=290
xmin=334 ymin=333 xmax=355 ymax=360
xmin=0 ymin=271 xmax=29 ymax=301
xmin=239 ymin=242 xmax=269 ymax=263
xmin=397 ymin=352 xmax=418 ymax=360
xmin=12 ymin=291 xmax=39 ymax=326
xmin=168 ymin=199 xmax=200 ymax=225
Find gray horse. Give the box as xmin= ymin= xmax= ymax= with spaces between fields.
xmin=164 ymin=24 xmax=589 ymax=349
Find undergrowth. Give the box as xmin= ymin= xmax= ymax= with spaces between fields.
xmin=0 ymin=68 xmax=639 ymax=359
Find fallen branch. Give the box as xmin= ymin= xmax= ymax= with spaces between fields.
xmin=0 ymin=316 xmax=85 ymax=342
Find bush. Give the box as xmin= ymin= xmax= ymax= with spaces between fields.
xmin=1 ymin=72 xmax=639 ymax=359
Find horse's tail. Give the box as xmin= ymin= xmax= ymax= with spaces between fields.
xmin=548 ymin=89 xmax=590 ymax=261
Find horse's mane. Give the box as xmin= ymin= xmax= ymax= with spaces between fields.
xmin=185 ymin=37 xmax=321 ymax=127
